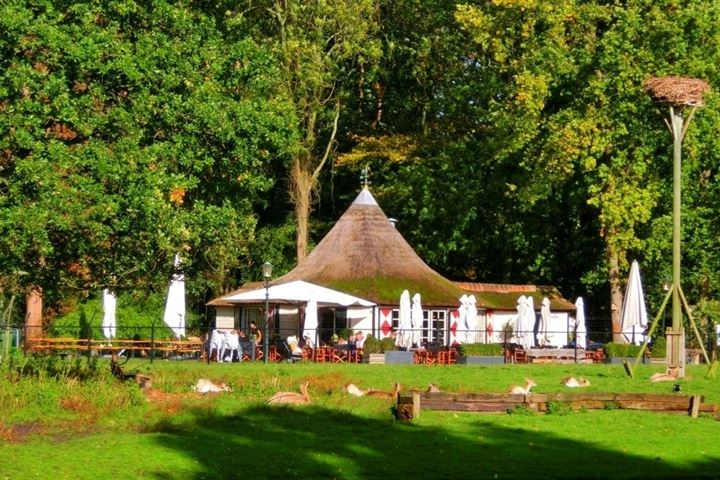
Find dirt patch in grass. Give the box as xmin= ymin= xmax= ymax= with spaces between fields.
xmin=0 ymin=422 xmax=45 ymax=443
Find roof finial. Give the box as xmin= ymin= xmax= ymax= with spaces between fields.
xmin=360 ymin=165 xmax=371 ymax=189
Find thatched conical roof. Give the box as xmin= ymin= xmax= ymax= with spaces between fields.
xmin=273 ymin=188 xmax=464 ymax=307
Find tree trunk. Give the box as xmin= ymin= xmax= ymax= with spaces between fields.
xmin=25 ymin=285 xmax=43 ymax=340
xmin=293 ymin=158 xmax=312 ymax=262
xmin=609 ymin=254 xmax=625 ymax=343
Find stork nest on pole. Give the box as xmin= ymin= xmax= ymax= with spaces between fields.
xmin=644 ymin=76 xmax=710 ymax=107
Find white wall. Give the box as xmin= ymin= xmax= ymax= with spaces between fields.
xmin=215 ymin=307 xmax=235 ymax=330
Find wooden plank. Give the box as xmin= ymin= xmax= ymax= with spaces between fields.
xmin=418 ymin=392 xmax=526 ymax=403
xmin=421 ymin=401 xmax=511 ymax=412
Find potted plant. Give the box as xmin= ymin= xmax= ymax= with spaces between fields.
xmin=361 ymin=336 xmax=413 ymax=364
xmin=458 ymin=343 xmax=505 ymax=365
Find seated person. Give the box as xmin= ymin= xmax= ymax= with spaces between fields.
xmin=238 ymin=321 xmax=262 ymax=353
xmin=354 ymin=331 xmax=366 ymax=350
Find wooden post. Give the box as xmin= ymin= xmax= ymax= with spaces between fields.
xmin=690 ymin=394 xmax=702 ymax=418
xmin=25 ymin=286 xmax=43 ymax=342
xmin=396 ymin=393 xmax=421 ymax=422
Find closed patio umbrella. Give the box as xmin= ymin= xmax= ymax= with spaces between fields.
xmin=465 ymin=295 xmax=478 ymax=343
xmin=395 ymin=290 xmax=413 ymax=349
xmin=575 ymin=297 xmax=587 ymax=349
xmin=456 ymin=294 xmax=468 ymax=344
xmin=540 ymin=297 xmax=551 ymax=346
xmin=620 ymin=260 xmax=648 ymax=345
xmin=163 ymin=254 xmax=186 ymax=339
xmin=411 ymin=293 xmax=424 ymax=348
xmin=102 ymin=289 xmax=117 ymax=339
xmin=302 ymin=298 xmax=319 ymax=348
xmin=525 ymin=296 xmax=536 ymax=347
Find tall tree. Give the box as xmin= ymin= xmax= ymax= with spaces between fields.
xmin=0 ymin=0 xmax=296 ymax=312
xmin=238 ymin=0 xmax=379 ymax=262
xmin=455 ymin=0 xmax=720 ymax=340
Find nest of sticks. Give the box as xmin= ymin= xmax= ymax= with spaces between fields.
xmin=644 ymin=76 xmax=710 ymax=107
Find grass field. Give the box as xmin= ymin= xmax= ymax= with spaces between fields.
xmin=1 ymin=358 xmax=720 ymax=479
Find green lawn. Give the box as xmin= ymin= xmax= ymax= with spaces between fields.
xmin=1 ymin=360 xmax=719 ymax=479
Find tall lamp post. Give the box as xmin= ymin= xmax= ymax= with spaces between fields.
xmin=262 ymin=261 xmax=273 ymax=364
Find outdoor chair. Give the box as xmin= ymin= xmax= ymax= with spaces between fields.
xmin=513 ymin=346 xmax=528 ymax=364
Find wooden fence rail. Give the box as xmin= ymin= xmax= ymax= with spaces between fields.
xmin=26 ymin=337 xmax=204 ymax=358
xmin=396 ymin=391 xmax=720 ymax=422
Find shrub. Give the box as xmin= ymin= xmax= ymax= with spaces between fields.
xmin=603 ymin=342 xmax=643 ymax=358
xmin=459 ymin=343 xmax=504 ymax=356
xmin=650 ymin=336 xmax=667 ymax=358
xmin=361 ymin=335 xmax=397 ymax=353
xmin=49 ymin=292 xmax=201 ymax=340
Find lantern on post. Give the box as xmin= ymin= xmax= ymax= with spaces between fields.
xmin=262 ymin=261 xmax=273 ymax=364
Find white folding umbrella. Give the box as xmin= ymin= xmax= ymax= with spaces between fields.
xmin=302 ymin=298 xmax=319 ymax=348
xmin=102 ymin=289 xmax=117 ymax=339
xmin=465 ymin=295 xmax=478 ymax=343
xmin=620 ymin=260 xmax=648 ymax=345
xmin=520 ymin=296 xmax=535 ymax=349
xmin=575 ymin=297 xmax=587 ymax=349
xmin=395 ymin=290 xmax=413 ymax=349
xmin=411 ymin=293 xmax=424 ymax=348
xmin=163 ymin=254 xmax=186 ymax=339
xmin=525 ymin=296 xmax=535 ymax=347
xmin=456 ymin=294 xmax=468 ymax=344
xmin=540 ymin=297 xmax=551 ymax=346
xmin=515 ymin=295 xmax=526 ymax=346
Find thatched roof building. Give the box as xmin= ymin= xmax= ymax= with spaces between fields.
xmin=271 ymin=188 xmax=463 ymax=307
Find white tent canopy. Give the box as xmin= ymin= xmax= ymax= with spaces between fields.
xmin=223 ymin=280 xmax=375 ymax=308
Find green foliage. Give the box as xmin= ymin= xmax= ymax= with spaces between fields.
xmin=0 ymin=0 xmax=296 ymax=307
xmin=650 ymin=336 xmax=667 ymax=359
xmin=49 ymin=292 xmax=200 ymax=339
xmin=545 ymin=401 xmax=573 ymax=416
xmin=459 ymin=343 xmax=504 ymax=357
xmin=1 ymin=352 xmax=101 ymax=381
xmin=361 ymin=335 xmax=397 ymax=354
xmin=603 ymin=342 xmax=643 ymax=358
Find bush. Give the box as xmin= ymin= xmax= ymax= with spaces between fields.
xmin=459 ymin=343 xmax=504 ymax=357
xmin=50 ymin=292 xmax=201 ymax=340
xmin=650 ymin=336 xmax=666 ymax=358
xmin=603 ymin=342 xmax=643 ymax=358
xmin=361 ymin=335 xmax=397 ymax=353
